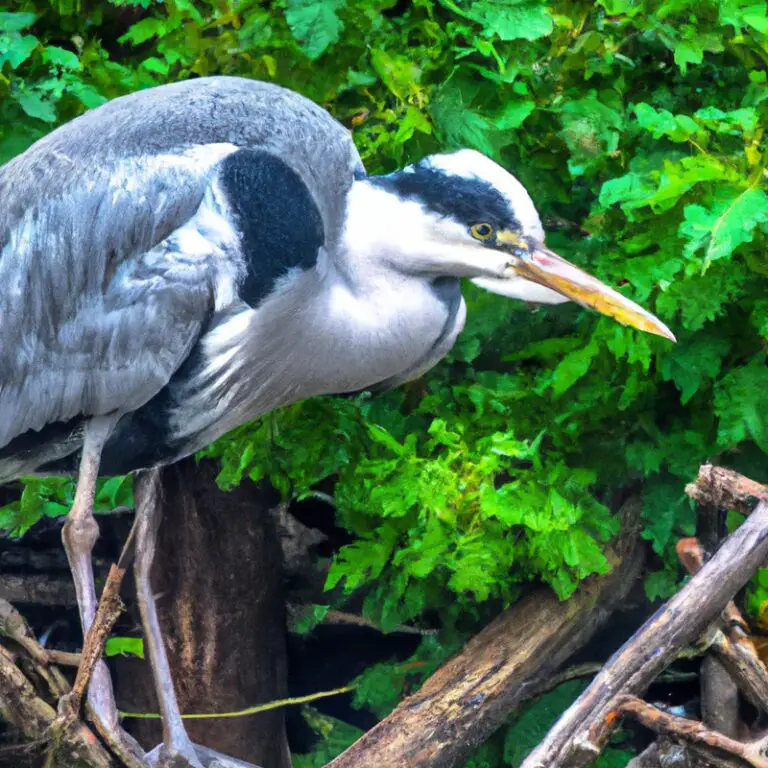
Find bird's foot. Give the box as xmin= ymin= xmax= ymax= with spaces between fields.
xmin=146 ymin=742 xmax=262 ymax=768
xmin=146 ymin=741 xmax=204 ymax=768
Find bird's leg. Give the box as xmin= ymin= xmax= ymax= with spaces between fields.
xmin=61 ymin=413 xmax=147 ymax=766
xmin=134 ymin=468 xmax=203 ymax=768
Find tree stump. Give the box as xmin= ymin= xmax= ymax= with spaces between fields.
xmin=113 ymin=458 xmax=290 ymax=768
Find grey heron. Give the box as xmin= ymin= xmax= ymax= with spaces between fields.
xmin=0 ymin=76 xmax=674 ymax=768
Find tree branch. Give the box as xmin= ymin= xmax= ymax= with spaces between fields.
xmin=521 ymin=468 xmax=768 ymax=768
xmin=616 ymin=696 xmax=761 ymax=768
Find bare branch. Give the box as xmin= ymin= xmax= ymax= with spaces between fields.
xmin=522 ymin=471 xmax=768 ymax=768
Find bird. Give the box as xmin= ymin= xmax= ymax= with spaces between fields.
xmin=0 ymin=76 xmax=674 ymax=768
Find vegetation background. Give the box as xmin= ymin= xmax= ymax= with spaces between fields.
xmin=1 ymin=0 xmax=767 ymax=764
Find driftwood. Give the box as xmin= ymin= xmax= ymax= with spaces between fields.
xmin=522 ymin=466 xmax=768 ymax=768
xmin=685 ymin=466 xmax=768 ymax=513
xmin=326 ymin=499 xmax=645 ymax=768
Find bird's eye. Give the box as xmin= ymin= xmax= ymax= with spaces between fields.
xmin=471 ymin=223 xmax=494 ymax=241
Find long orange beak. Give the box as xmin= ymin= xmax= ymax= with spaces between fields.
xmin=497 ymin=232 xmax=676 ymax=342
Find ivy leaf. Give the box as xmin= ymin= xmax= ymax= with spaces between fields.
xmin=679 ymin=188 xmax=768 ymax=267
xmin=285 ymin=0 xmax=346 ymax=60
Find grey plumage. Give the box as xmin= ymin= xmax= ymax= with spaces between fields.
xmin=0 ymin=77 xmax=364 ymax=477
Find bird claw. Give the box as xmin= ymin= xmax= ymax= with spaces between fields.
xmin=146 ymin=742 xmax=262 ymax=768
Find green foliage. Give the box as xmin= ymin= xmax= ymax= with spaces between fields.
xmin=0 ymin=475 xmax=133 ymax=537
xmin=104 ymin=636 xmax=145 ymax=659
xmin=502 ymin=680 xmax=633 ymax=767
xmin=291 ymin=708 xmax=364 ymax=767
xmin=2 ymin=0 xmax=768 ymax=763
xmin=747 ymin=567 xmax=768 ymax=629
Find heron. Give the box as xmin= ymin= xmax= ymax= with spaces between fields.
xmin=0 ymin=76 xmax=674 ymax=768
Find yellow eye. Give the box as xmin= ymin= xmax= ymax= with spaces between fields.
xmin=471 ymin=223 xmax=493 ymax=241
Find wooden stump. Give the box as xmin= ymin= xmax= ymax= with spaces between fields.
xmin=114 ymin=458 xmax=290 ymax=768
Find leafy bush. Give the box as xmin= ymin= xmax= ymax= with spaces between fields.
xmin=2 ymin=0 xmax=768 ymax=763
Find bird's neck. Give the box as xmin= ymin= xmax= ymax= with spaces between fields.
xmin=333 ymin=179 xmax=424 ymax=283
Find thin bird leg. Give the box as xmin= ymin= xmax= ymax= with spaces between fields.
xmin=61 ymin=414 xmax=148 ymax=767
xmin=134 ymin=468 xmax=203 ymax=768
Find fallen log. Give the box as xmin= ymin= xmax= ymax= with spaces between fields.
xmin=326 ymin=499 xmax=645 ymax=768
xmin=522 ymin=467 xmax=768 ymax=768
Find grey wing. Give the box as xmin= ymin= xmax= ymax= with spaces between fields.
xmin=0 ymin=146 xmax=238 ymax=454
xmin=0 ymin=76 xmax=363 ymax=457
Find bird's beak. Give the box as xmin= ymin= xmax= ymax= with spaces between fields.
xmin=494 ymin=231 xmax=676 ymax=342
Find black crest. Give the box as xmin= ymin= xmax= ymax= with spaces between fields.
xmin=369 ymin=162 xmax=520 ymax=232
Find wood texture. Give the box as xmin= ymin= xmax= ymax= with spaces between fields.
xmin=522 ymin=495 xmax=768 ymax=768
xmin=0 ymin=644 xmax=114 ymax=768
xmin=114 ymin=458 xmax=290 ymax=768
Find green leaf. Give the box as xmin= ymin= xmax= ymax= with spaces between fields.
xmin=504 ymin=681 xmax=589 ymax=764
xmin=645 ymin=567 xmax=681 ymax=601
xmin=633 ymin=103 xmax=701 ymax=142
xmin=492 ymin=99 xmax=535 ymax=129
xmin=370 ymin=49 xmax=422 ymax=101
xmin=43 ymin=45 xmax=80 ymax=69
xmin=285 ymin=0 xmax=346 ymax=60
xmin=659 ymin=335 xmax=729 ymax=404
xmin=468 ymin=0 xmax=554 ymax=42
xmin=550 ymin=340 xmax=599 ymax=396
xmin=0 ymin=33 xmax=38 ymax=69
xmin=118 ymin=17 xmax=167 ymax=46
xmin=105 ymin=637 xmax=145 ymax=659
xmin=17 ymin=90 xmax=57 ymax=122
xmin=290 ymin=604 xmax=330 ymax=635
xmin=679 ymin=188 xmax=768 ymax=267
xmin=0 ymin=12 xmax=38 ymax=32
xmin=641 ymin=477 xmax=691 ymax=555
xmin=558 ymin=94 xmax=624 ymax=176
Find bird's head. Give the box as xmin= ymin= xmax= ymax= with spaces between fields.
xmin=347 ymin=148 xmax=674 ymax=341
